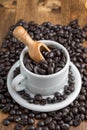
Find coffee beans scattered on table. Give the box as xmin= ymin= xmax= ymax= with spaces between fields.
xmin=0 ymin=19 xmax=87 ymax=130
xmin=24 ymin=46 xmax=66 ymax=75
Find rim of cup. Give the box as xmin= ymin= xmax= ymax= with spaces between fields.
xmin=20 ymin=40 xmax=70 ymax=78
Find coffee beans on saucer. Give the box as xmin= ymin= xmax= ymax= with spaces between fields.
xmin=23 ymin=46 xmax=66 ymax=75
xmin=0 ymin=19 xmax=87 ymax=130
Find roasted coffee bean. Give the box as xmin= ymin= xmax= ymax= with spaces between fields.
xmin=45 ymin=117 xmax=52 ymax=125
xmin=62 ymin=108 xmax=69 ymax=115
xmin=37 ymin=120 xmax=45 ymax=127
xmin=64 ymin=116 xmax=72 ymax=123
xmin=41 ymin=113 xmax=47 ymax=119
xmin=43 ymin=126 xmax=49 ymax=130
xmin=80 ymin=102 xmax=86 ymax=106
xmin=34 ymin=94 xmax=42 ymax=101
xmin=39 ymin=60 xmax=48 ymax=70
xmin=47 ymin=97 xmax=52 ymax=103
xmin=28 ymin=98 xmax=34 ymax=103
xmin=58 ymin=120 xmax=64 ymax=125
xmin=64 ymin=85 xmax=71 ymax=95
xmin=21 ymin=92 xmax=30 ymax=100
xmin=37 ymin=68 xmax=46 ymax=75
xmin=4 ymin=92 xmax=11 ymax=97
xmin=72 ymin=107 xmax=78 ymax=115
xmin=79 ymin=106 xmax=86 ymax=113
xmin=61 ymin=123 xmax=70 ymax=130
xmin=2 ymin=106 xmax=10 ymax=113
xmin=47 ymin=111 xmax=56 ymax=117
xmin=14 ymin=124 xmax=23 ymax=130
xmin=7 ymin=116 xmax=14 ymax=122
xmin=33 ymin=66 xmax=39 ymax=74
xmin=21 ymin=114 xmax=28 ymax=120
xmin=28 ymin=118 xmax=35 ymax=125
xmin=54 ymin=92 xmax=61 ymax=97
xmin=0 ymin=93 xmax=5 ymax=99
xmin=26 ymin=63 xmax=34 ymax=72
xmin=6 ymin=98 xmax=12 ymax=103
xmin=26 ymin=125 xmax=35 ymax=130
xmin=39 ymin=60 xmax=48 ymax=66
xmin=53 ymin=113 xmax=62 ymax=121
xmin=47 ymin=66 xmax=54 ymax=74
xmin=55 ymin=125 xmax=60 ymax=130
xmin=13 ymin=105 xmax=19 ymax=110
xmin=80 ymin=114 xmax=85 ymax=120
xmin=52 ymin=120 xmax=57 ymax=125
xmin=52 ymin=96 xmax=58 ymax=103
xmin=62 ymin=94 xmax=67 ymax=100
xmin=69 ymin=85 xmax=75 ymax=92
xmin=69 ymin=19 xmax=78 ymax=26
xmin=40 ymin=99 xmax=47 ymax=105
xmin=14 ymin=116 xmax=21 ymax=122
xmin=47 ymin=58 xmax=53 ymax=63
xmin=16 ymin=110 xmax=22 ymax=115
xmin=29 ymin=113 xmax=35 ymax=118
xmin=0 ymin=78 xmax=4 ymax=86
xmin=19 ymin=119 xmax=28 ymax=126
xmin=85 ymin=114 xmax=87 ymax=120
xmin=1 ymin=99 xmax=7 ymax=104
xmin=42 ymin=51 xmax=49 ymax=57
xmin=73 ymin=119 xmax=81 ymax=126
xmin=34 ymin=100 xmax=40 ymax=104
xmin=79 ymin=95 xmax=86 ymax=101
xmin=3 ymin=119 xmax=10 ymax=126
xmin=36 ymin=127 xmax=43 ymax=130
xmin=0 ymin=88 xmax=7 ymax=93
xmin=49 ymin=122 xmax=56 ymax=129
xmin=47 ymin=52 xmax=54 ymax=58
xmin=16 ymin=19 xmax=28 ymax=30
xmin=49 ymin=62 xmax=55 ymax=68
xmin=23 ymin=108 xmax=29 ymax=114
xmin=0 ymin=104 xmax=5 ymax=109
xmin=35 ymin=114 xmax=41 ymax=120
xmin=55 ymin=67 xmax=62 ymax=72
xmin=54 ymin=57 xmax=59 ymax=63
xmin=10 ymin=109 xmax=16 ymax=115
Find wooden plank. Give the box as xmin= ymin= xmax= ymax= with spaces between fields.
xmin=0 ymin=0 xmax=16 ymax=45
xmin=15 ymin=0 xmax=87 ymax=25
xmin=0 ymin=0 xmax=16 ymax=9
xmin=69 ymin=0 xmax=87 ymax=26
xmin=15 ymin=0 xmax=62 ymax=24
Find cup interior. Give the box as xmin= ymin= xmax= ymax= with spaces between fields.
xmin=20 ymin=40 xmax=70 ymax=78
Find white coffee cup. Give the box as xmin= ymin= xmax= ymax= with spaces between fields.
xmin=12 ymin=40 xmax=70 ymax=96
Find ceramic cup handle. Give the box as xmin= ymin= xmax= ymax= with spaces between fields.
xmin=12 ymin=74 xmax=26 ymax=91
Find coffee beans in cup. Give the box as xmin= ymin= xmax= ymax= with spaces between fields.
xmin=23 ymin=45 xmax=66 ymax=75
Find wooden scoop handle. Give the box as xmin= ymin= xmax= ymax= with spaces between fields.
xmin=13 ymin=26 xmax=33 ymax=47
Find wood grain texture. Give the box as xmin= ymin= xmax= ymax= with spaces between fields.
xmin=0 ymin=0 xmax=16 ymax=44
xmin=0 ymin=0 xmax=87 ymax=130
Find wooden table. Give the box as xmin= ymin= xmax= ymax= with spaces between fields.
xmin=0 ymin=0 xmax=87 ymax=130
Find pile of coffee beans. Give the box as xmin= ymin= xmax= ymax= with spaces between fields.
xmin=16 ymin=66 xmax=75 ymax=105
xmin=24 ymin=45 xmax=66 ymax=75
xmin=0 ymin=19 xmax=87 ymax=130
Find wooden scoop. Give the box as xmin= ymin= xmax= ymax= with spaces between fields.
xmin=13 ymin=26 xmax=50 ymax=62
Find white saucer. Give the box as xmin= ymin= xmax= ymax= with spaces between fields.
xmin=7 ymin=60 xmax=82 ymax=112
